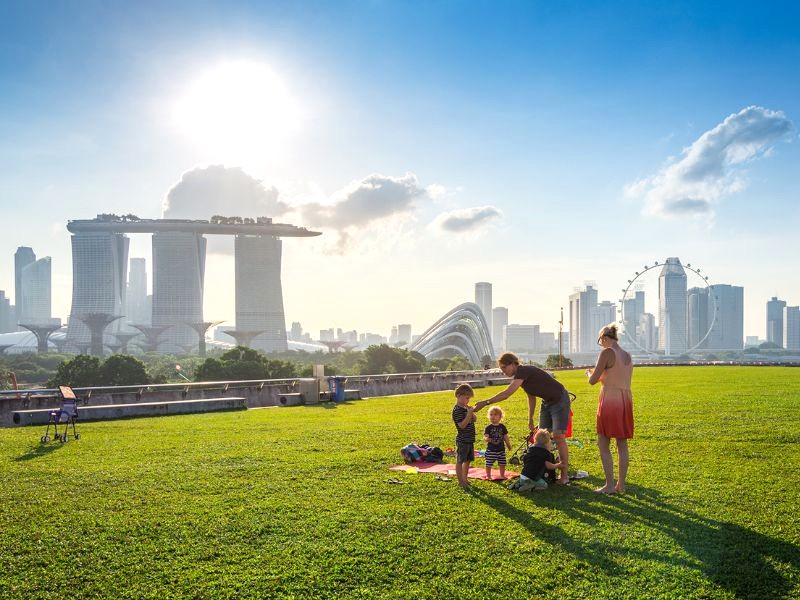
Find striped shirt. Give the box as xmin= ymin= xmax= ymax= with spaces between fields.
xmin=452 ymin=404 xmax=475 ymax=444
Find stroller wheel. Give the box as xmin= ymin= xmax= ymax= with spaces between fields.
xmin=510 ymin=457 xmax=520 ymax=465
xmin=75 ymin=434 xmax=81 ymax=440
xmin=41 ymin=435 xmax=49 ymax=443
xmin=61 ymin=435 xmax=68 ymax=443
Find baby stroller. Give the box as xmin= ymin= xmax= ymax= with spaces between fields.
xmin=41 ymin=386 xmax=81 ymax=443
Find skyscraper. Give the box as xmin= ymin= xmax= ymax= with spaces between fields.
xmin=503 ymin=324 xmax=538 ymax=353
xmin=658 ymin=258 xmax=687 ymax=355
xmin=126 ymin=257 xmax=150 ymax=327
xmin=492 ymin=306 xmax=508 ymax=351
xmin=591 ymin=301 xmax=617 ymax=338
xmin=234 ymin=234 xmax=288 ymax=353
xmin=687 ymin=287 xmax=710 ymax=349
xmin=65 ymin=231 xmax=129 ymax=348
xmin=0 ymin=291 xmax=11 ymax=333
xmin=784 ymin=306 xmax=800 ymax=351
xmin=152 ymin=231 xmax=206 ymax=353
xmin=767 ymin=296 xmax=787 ymax=347
xmin=14 ymin=246 xmax=36 ymax=329
xmin=20 ymin=257 xmax=52 ymax=324
xmin=474 ymin=282 xmax=492 ymax=337
xmin=622 ymin=291 xmax=645 ymax=346
xmin=707 ymin=284 xmax=744 ymax=351
xmin=397 ymin=324 xmax=412 ymax=345
xmin=568 ymin=283 xmax=598 ymax=353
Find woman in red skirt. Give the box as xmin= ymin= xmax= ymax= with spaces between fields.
xmin=586 ymin=324 xmax=634 ymax=494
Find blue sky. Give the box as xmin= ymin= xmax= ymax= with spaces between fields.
xmin=1 ymin=1 xmax=798 ymax=340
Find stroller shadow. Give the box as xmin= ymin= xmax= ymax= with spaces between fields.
xmin=469 ymin=484 xmax=800 ymax=598
xmin=15 ymin=442 xmax=65 ymax=462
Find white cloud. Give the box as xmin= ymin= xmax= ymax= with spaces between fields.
xmin=430 ymin=205 xmax=503 ymax=234
xmin=162 ymin=165 xmax=288 ymax=220
xmin=626 ymin=106 xmax=794 ymax=219
xmin=299 ymin=172 xmax=425 ymax=229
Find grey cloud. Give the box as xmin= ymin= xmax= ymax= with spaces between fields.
xmin=627 ymin=106 xmax=794 ymax=219
xmin=163 ymin=165 xmax=288 ymax=220
xmin=300 ymin=173 xmax=425 ymax=229
xmin=431 ymin=205 xmax=503 ymax=233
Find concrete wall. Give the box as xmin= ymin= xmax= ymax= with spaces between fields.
xmin=1 ymin=371 xmax=510 ymax=428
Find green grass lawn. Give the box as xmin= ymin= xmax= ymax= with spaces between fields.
xmin=1 ymin=366 xmax=799 ymax=599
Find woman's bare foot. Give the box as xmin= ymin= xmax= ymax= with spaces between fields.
xmin=556 ymin=476 xmax=570 ymax=485
xmin=614 ymin=484 xmax=625 ymax=494
xmin=594 ymin=486 xmax=616 ymax=494
xmin=460 ymin=481 xmax=471 ymax=489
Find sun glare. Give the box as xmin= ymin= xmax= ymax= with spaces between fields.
xmin=172 ymin=59 xmax=302 ymax=164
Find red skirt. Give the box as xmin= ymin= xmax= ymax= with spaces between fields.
xmin=596 ymin=387 xmax=634 ymax=439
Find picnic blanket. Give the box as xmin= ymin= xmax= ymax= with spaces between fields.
xmin=388 ymin=462 xmax=519 ymax=480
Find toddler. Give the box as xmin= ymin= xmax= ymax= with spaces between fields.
xmin=483 ymin=406 xmax=512 ymax=480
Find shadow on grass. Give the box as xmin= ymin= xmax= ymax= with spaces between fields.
xmin=471 ymin=484 xmax=800 ymax=598
xmin=14 ymin=441 xmax=65 ymax=461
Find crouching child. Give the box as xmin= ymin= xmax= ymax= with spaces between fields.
xmin=513 ymin=429 xmax=563 ymax=492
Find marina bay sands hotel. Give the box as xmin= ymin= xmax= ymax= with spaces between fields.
xmin=65 ymin=216 xmax=320 ymax=354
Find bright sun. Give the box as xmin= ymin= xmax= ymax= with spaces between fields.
xmin=172 ymin=59 xmax=302 ymax=164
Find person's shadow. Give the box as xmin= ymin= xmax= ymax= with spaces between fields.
xmin=468 ymin=483 xmax=799 ymax=598
xmin=15 ymin=442 xmax=65 ymax=461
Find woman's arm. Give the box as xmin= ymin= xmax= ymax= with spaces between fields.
xmin=474 ymin=379 xmax=523 ymax=411
xmin=587 ymin=348 xmax=615 ymax=386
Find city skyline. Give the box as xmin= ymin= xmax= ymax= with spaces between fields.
xmin=1 ymin=3 xmax=798 ymax=339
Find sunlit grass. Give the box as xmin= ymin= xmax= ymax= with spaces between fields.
xmin=1 ymin=367 xmax=798 ymax=598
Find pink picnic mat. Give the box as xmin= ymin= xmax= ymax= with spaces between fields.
xmin=388 ymin=462 xmax=519 ymax=480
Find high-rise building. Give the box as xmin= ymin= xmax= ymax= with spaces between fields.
xmin=503 ymin=324 xmax=538 ymax=353
xmin=126 ymin=258 xmax=150 ymax=327
xmin=658 ymin=258 xmax=687 ymax=355
xmin=622 ymin=291 xmax=645 ymax=346
xmin=19 ymin=257 xmax=52 ymax=324
xmin=475 ymin=282 xmax=492 ymax=337
xmin=767 ymin=296 xmax=787 ymax=347
xmin=707 ymin=284 xmax=744 ymax=351
xmin=639 ymin=313 xmax=657 ymax=351
xmin=784 ymin=306 xmax=800 ymax=352
xmin=687 ymin=287 xmax=710 ymax=349
xmin=0 ymin=291 xmax=12 ymax=333
xmin=492 ymin=307 xmax=508 ymax=351
xmin=537 ymin=331 xmax=556 ymax=352
xmin=234 ymin=234 xmax=288 ymax=353
xmin=152 ymin=231 xmax=206 ymax=353
xmin=591 ymin=301 xmax=616 ymax=338
xmin=14 ymin=246 xmax=36 ymax=330
xmin=289 ymin=322 xmax=303 ymax=341
xmin=569 ymin=283 xmax=598 ymax=353
xmin=65 ymin=231 xmax=129 ymax=348
xmin=320 ymin=328 xmax=334 ymax=342
xmin=397 ymin=324 xmax=412 ymax=345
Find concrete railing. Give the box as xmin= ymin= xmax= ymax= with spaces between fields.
xmin=0 ymin=369 xmax=510 ymax=428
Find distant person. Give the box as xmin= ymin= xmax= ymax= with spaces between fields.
xmin=452 ymin=383 xmax=479 ymax=489
xmin=483 ymin=405 xmax=512 ymax=480
xmin=586 ymin=324 xmax=634 ymax=494
xmin=511 ymin=429 xmax=563 ymax=491
xmin=476 ymin=352 xmax=572 ymax=485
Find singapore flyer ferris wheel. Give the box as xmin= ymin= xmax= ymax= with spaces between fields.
xmin=618 ymin=258 xmax=718 ymax=356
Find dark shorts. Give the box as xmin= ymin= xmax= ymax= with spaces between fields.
xmin=456 ymin=442 xmax=474 ymax=464
xmin=539 ymin=389 xmax=571 ymax=434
